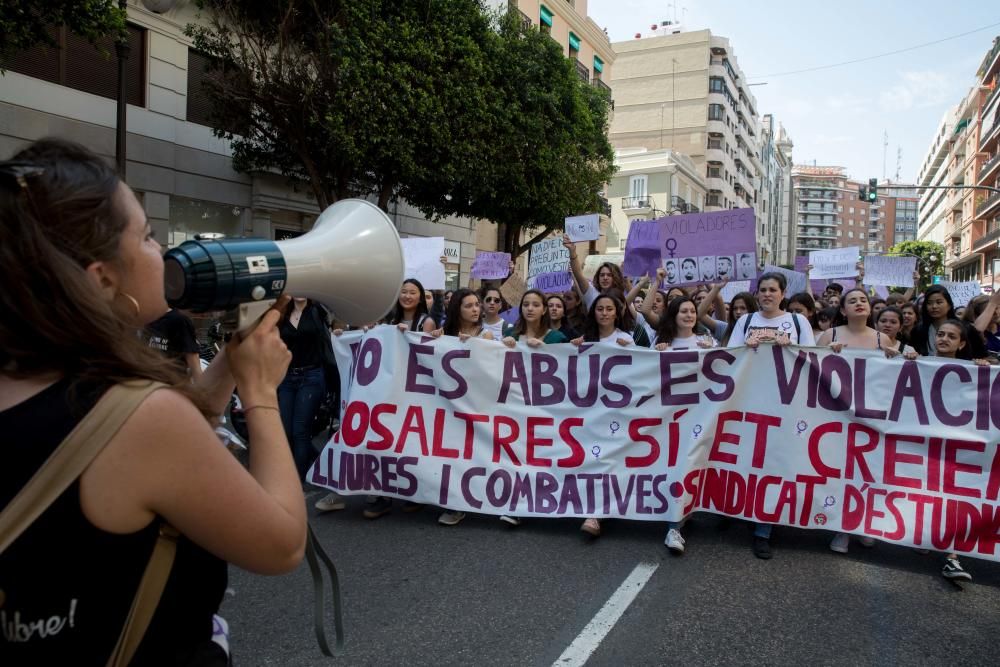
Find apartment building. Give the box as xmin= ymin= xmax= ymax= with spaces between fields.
xmin=760 ymin=114 xmax=795 ymax=266
xmin=605 ymin=148 xmax=708 ymax=254
xmin=607 ymin=27 xmax=793 ymax=265
xmin=915 ymin=36 xmax=1000 ymax=286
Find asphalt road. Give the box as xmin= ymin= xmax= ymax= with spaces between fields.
xmin=220 ymin=489 xmax=1000 ymax=667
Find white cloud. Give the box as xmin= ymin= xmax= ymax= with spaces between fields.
xmin=878 ymin=70 xmax=956 ymax=112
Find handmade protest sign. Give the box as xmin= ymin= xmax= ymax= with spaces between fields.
xmin=863 ymin=255 xmax=916 ymax=287
xmin=809 ymin=246 xmax=859 ymax=280
xmin=582 ymin=254 xmax=623 ymax=280
xmin=533 ymin=271 xmax=574 ymax=294
xmin=657 ymin=208 xmax=757 ymax=286
xmin=763 ymin=265 xmax=808 ymax=296
xmin=565 ymin=214 xmax=601 ymax=242
xmin=940 ymin=281 xmax=982 ymax=307
xmin=527 ymin=238 xmax=571 ymax=291
xmin=499 ymin=270 xmax=526 ymax=308
xmin=401 ymin=236 xmax=446 ymax=290
xmin=471 ymin=251 xmax=511 ymax=280
xmin=720 ymin=280 xmax=751 ymax=303
xmin=622 ymin=221 xmax=661 ymax=278
xmin=316 ymin=328 xmax=1000 ymax=562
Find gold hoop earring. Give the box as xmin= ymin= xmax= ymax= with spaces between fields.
xmin=117 ymin=292 xmax=141 ymax=318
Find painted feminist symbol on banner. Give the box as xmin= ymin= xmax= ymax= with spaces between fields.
xmin=692 ymin=425 xmax=702 ymax=438
xmin=591 ymin=445 xmax=601 ymax=459
xmin=609 ymin=421 xmax=620 ymax=435
xmin=823 ymin=495 xmax=836 ymax=509
xmin=796 ymin=420 xmax=808 ymax=436
xmin=664 ymin=238 xmax=678 ymax=258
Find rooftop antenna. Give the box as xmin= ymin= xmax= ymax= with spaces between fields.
xmin=895 ymin=146 xmax=902 ymax=182
xmin=882 ymin=129 xmax=888 ymax=181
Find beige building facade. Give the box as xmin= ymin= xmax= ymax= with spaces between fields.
xmin=605 ymin=148 xmax=708 ymax=255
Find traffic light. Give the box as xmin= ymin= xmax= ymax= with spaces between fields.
xmin=858 ymin=184 xmax=868 ymax=201
xmin=867 ymin=178 xmax=878 ymax=203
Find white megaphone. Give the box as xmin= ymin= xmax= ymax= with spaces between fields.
xmin=163 ymin=199 xmax=404 ymax=327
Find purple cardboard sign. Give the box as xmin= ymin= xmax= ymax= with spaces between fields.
xmin=471 ymin=251 xmax=511 ymax=280
xmin=532 ymin=270 xmax=573 ymax=294
xmin=622 ymin=222 xmax=662 ymax=278
xmin=794 ymin=256 xmax=809 ymax=272
xmin=657 ymin=208 xmax=757 ymax=287
xmin=499 ymin=307 xmax=519 ymax=325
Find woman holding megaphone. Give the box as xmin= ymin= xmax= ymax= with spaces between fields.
xmin=0 ymin=139 xmax=306 ymax=665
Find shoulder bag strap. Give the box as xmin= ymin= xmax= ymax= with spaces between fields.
xmin=0 ymin=380 xmax=165 ymax=554
xmin=305 ymin=523 xmax=345 ymax=656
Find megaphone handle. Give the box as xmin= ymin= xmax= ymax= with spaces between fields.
xmin=225 ymin=296 xmax=289 ymax=341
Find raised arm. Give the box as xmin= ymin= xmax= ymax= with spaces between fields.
xmin=698 ymin=280 xmax=726 ymax=329
xmin=563 ymin=233 xmax=590 ymax=294
xmin=901 ymin=270 xmax=919 ymax=302
xmin=804 ymin=264 xmax=814 ymax=297
xmin=974 ymin=289 xmax=1000 ymax=333
xmin=639 ymin=267 xmax=665 ymax=327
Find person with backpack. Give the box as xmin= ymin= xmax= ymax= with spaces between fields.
xmin=725 ymin=272 xmax=814 ymax=560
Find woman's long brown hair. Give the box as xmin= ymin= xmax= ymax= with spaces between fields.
xmin=0 ymin=138 xmax=212 ymax=417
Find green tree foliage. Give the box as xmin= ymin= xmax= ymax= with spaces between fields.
xmin=0 ymin=0 xmax=126 ymax=65
xmin=186 ymin=1 xmax=615 ymax=256
xmin=888 ymin=239 xmax=945 ymax=291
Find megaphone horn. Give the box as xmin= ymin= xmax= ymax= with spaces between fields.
xmin=163 ymin=199 xmax=404 ymax=327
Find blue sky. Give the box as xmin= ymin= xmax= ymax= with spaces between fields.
xmin=588 ymin=0 xmax=1000 ymax=183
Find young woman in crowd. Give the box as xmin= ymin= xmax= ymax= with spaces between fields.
xmin=480 ymin=286 xmax=510 ymax=340
xmin=565 ymin=234 xmax=629 ymax=310
xmin=547 ymin=294 xmax=580 ymax=340
xmin=786 ymin=293 xmax=821 ymax=340
xmin=969 ymin=289 xmax=1000 ymax=354
xmin=0 ymin=139 xmax=305 ymax=664
xmin=562 ymin=287 xmax=589 ymax=333
xmin=693 ymin=281 xmax=729 ymax=342
xmin=364 ymin=279 xmax=437 ymax=519
xmin=870 ymin=298 xmax=887 ymax=321
xmin=633 ymin=270 xmax=669 ymax=342
xmin=569 ymin=293 xmax=633 ymax=537
xmin=816 ymin=307 xmax=837 ymax=335
xmin=900 ymin=302 xmax=919 ymax=341
xmin=503 ymin=290 xmax=569 ymax=347
xmin=431 ymin=289 xmax=496 ymax=526
xmin=909 ymin=285 xmax=955 ymax=356
xmin=386 ymin=279 xmax=437 ymax=334
xmin=277 ymin=298 xmax=334 ymax=480
xmin=653 ymin=296 xmax=717 ymax=553
xmin=929 ymin=319 xmax=991 ymax=581
xmin=726 ymin=272 xmax=814 ymax=559
xmin=874 ymin=306 xmax=918 ymax=359
xmin=817 ymin=288 xmax=886 ymax=554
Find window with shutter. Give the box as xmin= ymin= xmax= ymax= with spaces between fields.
xmin=186 ymin=50 xmax=215 ymax=127
xmin=1 ymin=25 xmax=145 ymax=107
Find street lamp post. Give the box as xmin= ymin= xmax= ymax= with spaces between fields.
xmin=117 ymin=1 xmax=179 ymax=178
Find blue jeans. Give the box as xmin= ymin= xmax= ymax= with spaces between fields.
xmin=277 ymin=366 xmax=326 ymax=479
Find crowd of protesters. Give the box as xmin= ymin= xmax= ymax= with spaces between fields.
xmin=316 ymin=233 xmax=1000 ymax=586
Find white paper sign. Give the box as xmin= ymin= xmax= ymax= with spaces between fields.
xmin=401 ymin=236 xmax=446 ymax=290
xmin=762 ymin=265 xmax=808 ymax=296
xmin=809 ymin=246 xmax=860 ymax=280
xmin=527 ymin=237 xmax=571 ymax=283
xmin=582 ymin=254 xmax=622 ymax=279
xmin=862 ymin=255 xmax=916 ymax=287
xmin=720 ymin=280 xmax=751 ymax=303
xmin=564 ymin=214 xmax=600 ymax=242
xmin=940 ymin=281 xmax=982 ymax=308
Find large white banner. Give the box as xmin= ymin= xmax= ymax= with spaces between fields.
xmin=312 ymin=327 xmax=1000 ymax=561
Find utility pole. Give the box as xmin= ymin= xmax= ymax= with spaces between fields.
xmin=895 ymin=146 xmax=902 ymax=183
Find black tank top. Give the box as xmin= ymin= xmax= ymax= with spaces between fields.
xmin=0 ymin=378 xmax=227 ymax=665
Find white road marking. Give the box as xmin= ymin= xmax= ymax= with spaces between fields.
xmin=553 ymin=562 xmax=660 ymax=667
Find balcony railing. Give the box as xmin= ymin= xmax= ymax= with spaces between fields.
xmin=981 ymin=116 xmax=1000 ymax=150
xmin=974 ymin=223 xmax=1000 ymax=251
xmin=984 ymin=84 xmax=1000 ymax=116
xmin=977 ymin=191 xmax=1000 ymax=216
xmin=593 ymin=78 xmax=611 ymax=95
xmin=980 ymin=152 xmax=1000 ymax=183
xmin=621 ymin=196 xmax=651 ymax=210
xmin=511 ymin=6 xmax=532 ymax=30
xmin=574 ymin=59 xmax=589 ymax=83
